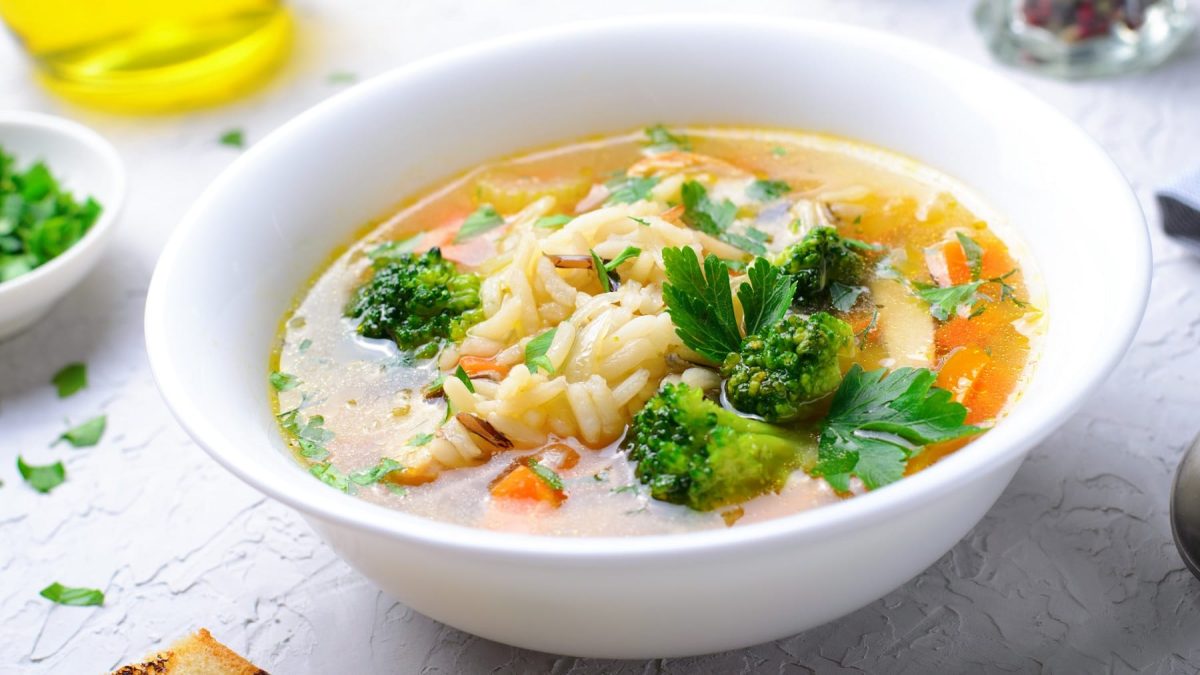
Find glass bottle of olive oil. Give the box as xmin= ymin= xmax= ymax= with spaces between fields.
xmin=0 ymin=0 xmax=291 ymax=112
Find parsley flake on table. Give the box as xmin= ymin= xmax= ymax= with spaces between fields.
xmin=0 ymin=145 xmax=103 ymax=283
xmin=39 ymin=582 xmax=104 ymax=607
xmin=57 ymin=415 xmax=106 ymax=448
xmin=17 ymin=456 xmax=65 ymax=493
xmin=812 ymin=365 xmax=982 ymax=491
xmin=218 ymin=129 xmax=245 ymax=149
xmin=525 ymin=327 xmax=557 ymax=375
xmin=680 ymin=180 xmax=766 ymax=255
xmin=455 ymin=204 xmax=504 ymax=242
xmin=52 ymin=362 xmax=87 ymax=398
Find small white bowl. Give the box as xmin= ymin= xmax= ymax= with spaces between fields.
xmin=0 ymin=111 xmax=125 ymax=339
xmin=146 ymin=16 xmax=1149 ymax=658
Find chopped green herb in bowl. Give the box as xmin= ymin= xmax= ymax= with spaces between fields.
xmin=0 ymin=145 xmax=102 ymax=284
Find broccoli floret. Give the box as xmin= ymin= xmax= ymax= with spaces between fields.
xmin=348 ymin=248 xmax=483 ymax=358
xmin=625 ymin=382 xmax=814 ymax=511
xmin=721 ymin=312 xmax=853 ymax=423
xmin=774 ymin=226 xmax=871 ymax=307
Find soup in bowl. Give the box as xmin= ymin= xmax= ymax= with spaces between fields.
xmin=145 ymin=17 xmax=1148 ymax=658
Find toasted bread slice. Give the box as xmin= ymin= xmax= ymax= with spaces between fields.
xmin=111 ymin=629 xmax=267 ymax=675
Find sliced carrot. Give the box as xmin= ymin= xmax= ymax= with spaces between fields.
xmin=936 ymin=347 xmax=990 ymax=403
xmin=490 ymin=465 xmax=565 ymax=506
xmin=979 ymin=237 xmax=1016 ymax=279
xmin=416 ymin=217 xmax=500 ymax=267
xmin=459 ymin=355 xmax=511 ymax=379
xmin=925 ymin=239 xmax=973 ymax=287
xmin=962 ymin=361 xmax=1020 ymax=424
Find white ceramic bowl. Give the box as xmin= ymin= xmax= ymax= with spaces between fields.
xmin=145 ymin=17 xmax=1149 ymax=658
xmin=0 ymin=111 xmax=124 ymax=339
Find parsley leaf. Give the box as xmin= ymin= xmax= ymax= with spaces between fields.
xmin=525 ymin=327 xmax=557 ymax=375
xmin=218 ymin=129 xmax=245 ymax=149
xmin=57 ymin=415 xmax=105 ymax=448
xmin=310 ymin=462 xmax=352 ymax=492
xmin=813 ymin=366 xmax=982 ymax=491
xmin=349 ymin=457 xmax=404 ymax=485
xmin=913 ymin=281 xmax=984 ymax=321
xmin=534 ymin=214 xmax=573 ymax=229
xmin=453 ymin=364 xmax=475 ymax=393
xmin=270 ymin=371 xmax=300 ymax=392
xmin=40 ymin=582 xmax=103 ymax=607
xmin=680 ymin=180 xmax=766 ymax=255
xmin=738 ymin=257 xmax=795 ymax=336
xmin=661 ymin=247 xmax=742 ymax=363
xmin=455 ymin=204 xmax=504 ymax=242
xmin=367 ymin=234 xmax=422 ymax=263
xmin=830 ymin=282 xmax=867 ymax=313
xmin=17 ymin=456 xmax=65 ymax=493
xmin=956 ymin=232 xmax=983 ymax=280
xmin=52 ymin=362 xmax=87 ymax=398
xmin=604 ymin=246 xmax=642 ymax=272
xmin=590 ymin=249 xmax=612 ymax=292
xmin=746 ymin=179 xmax=791 ymax=202
xmin=643 ymin=124 xmax=691 ymax=153
xmin=408 ymin=432 xmax=434 ymax=446
xmin=279 ymin=409 xmax=334 ymax=460
xmin=526 ymin=458 xmax=564 ymax=490
xmin=605 ymin=174 xmax=659 ymax=205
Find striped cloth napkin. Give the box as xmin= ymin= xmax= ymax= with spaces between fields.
xmin=1160 ymin=166 xmax=1200 ymax=254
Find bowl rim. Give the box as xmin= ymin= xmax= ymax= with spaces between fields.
xmin=145 ymin=14 xmax=1150 ymax=560
xmin=0 ymin=110 xmax=126 ymax=296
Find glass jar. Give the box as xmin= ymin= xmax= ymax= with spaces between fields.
xmin=0 ymin=0 xmax=292 ymax=112
xmin=975 ymin=0 xmax=1196 ymax=78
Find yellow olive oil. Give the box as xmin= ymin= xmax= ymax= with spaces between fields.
xmin=0 ymin=0 xmax=291 ymax=112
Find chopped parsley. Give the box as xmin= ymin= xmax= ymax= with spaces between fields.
xmin=453 ymin=364 xmax=475 ymax=393
xmin=327 ymin=71 xmax=357 ymax=84
xmin=350 ymin=457 xmax=404 ymax=485
xmin=279 ymin=409 xmax=334 ymax=460
xmin=218 ymin=129 xmax=245 ymax=149
xmin=605 ymin=174 xmax=659 ymax=205
xmin=526 ymin=458 xmax=564 ymax=490
xmin=40 ymin=582 xmax=103 ymax=607
xmin=17 ymin=456 xmax=65 ymax=493
xmin=309 ymin=462 xmax=352 ymax=492
xmin=813 ymin=366 xmax=982 ymax=491
xmin=643 ymin=124 xmax=691 ymax=153
xmin=680 ymin=180 xmax=766 ymax=255
xmin=57 ymin=415 xmax=106 ymax=448
xmin=771 ymin=146 xmax=787 ymax=157
xmin=592 ymin=246 xmax=641 ymax=291
xmin=534 ymin=214 xmax=573 ymax=229
xmin=956 ymin=232 xmax=984 ymax=280
xmin=915 ymin=268 xmax=1025 ymax=321
xmin=746 ymin=179 xmax=791 ymax=202
xmin=829 ymin=282 xmax=867 ymax=313
xmin=455 ymin=204 xmax=504 ymax=242
xmin=298 ymin=338 xmax=313 ymax=352
xmin=408 ymin=432 xmax=435 ymax=446
xmin=525 ymin=327 xmax=557 ymax=375
xmin=270 ymin=371 xmax=300 ymax=392
xmin=367 ymin=234 xmax=423 ymax=262
xmin=629 ymin=216 xmax=651 ymax=227
xmin=0 ymin=146 xmax=103 ymax=283
xmin=52 ymin=363 xmax=87 ymax=398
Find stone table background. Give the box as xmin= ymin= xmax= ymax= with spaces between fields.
xmin=2 ymin=1 xmax=1199 ymax=672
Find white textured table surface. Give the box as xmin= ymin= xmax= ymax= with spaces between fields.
xmin=3 ymin=1 xmax=1200 ymax=672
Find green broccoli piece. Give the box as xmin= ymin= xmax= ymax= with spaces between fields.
xmin=774 ymin=226 xmax=872 ymax=307
xmin=347 ymin=248 xmax=483 ymax=358
xmin=625 ymin=382 xmax=816 ymax=511
xmin=721 ymin=312 xmax=854 ymax=423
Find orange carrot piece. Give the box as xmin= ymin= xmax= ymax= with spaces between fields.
xmin=490 ymin=465 xmax=564 ymax=506
xmin=925 ymin=240 xmax=973 ymax=287
xmin=936 ymin=347 xmax=991 ymax=403
xmin=459 ymin=355 xmax=511 ymax=378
